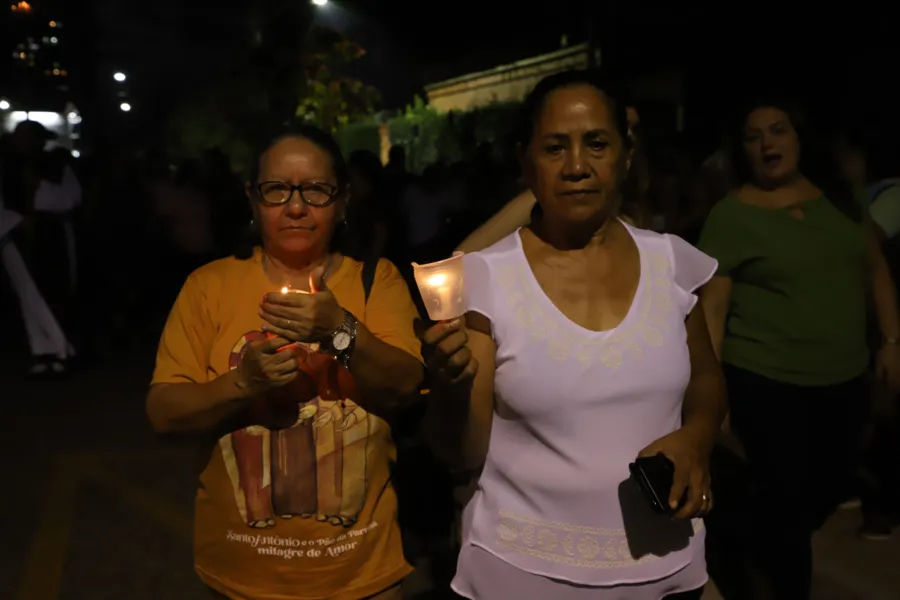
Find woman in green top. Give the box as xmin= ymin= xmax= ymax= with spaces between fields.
xmin=698 ymin=100 xmax=900 ymax=600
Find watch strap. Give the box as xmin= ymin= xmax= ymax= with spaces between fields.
xmin=332 ymin=310 xmax=358 ymax=368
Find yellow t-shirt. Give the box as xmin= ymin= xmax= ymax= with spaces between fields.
xmin=151 ymin=249 xmax=420 ymax=600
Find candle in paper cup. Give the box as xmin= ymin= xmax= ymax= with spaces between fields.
xmin=412 ymin=251 xmax=466 ymax=321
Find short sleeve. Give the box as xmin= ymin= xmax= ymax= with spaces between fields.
xmin=463 ymin=252 xmax=494 ymax=323
xmin=151 ymin=273 xmax=216 ymax=385
xmin=869 ymin=186 xmax=900 ymax=239
xmin=667 ymin=234 xmax=718 ymax=315
xmin=696 ymin=199 xmax=742 ymax=276
xmin=363 ymin=259 xmax=422 ymax=362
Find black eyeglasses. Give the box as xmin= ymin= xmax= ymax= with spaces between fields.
xmin=256 ymin=181 xmax=340 ymax=207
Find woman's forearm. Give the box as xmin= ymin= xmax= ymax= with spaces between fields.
xmin=682 ymin=302 xmax=728 ymax=452
xmin=456 ymin=190 xmax=535 ymax=253
xmin=699 ymin=277 xmax=732 ymax=361
xmin=873 ymin=261 xmax=900 ymax=341
xmin=349 ymin=325 xmax=425 ymax=415
xmin=866 ymin=221 xmax=900 ymax=341
xmin=681 ymin=371 xmax=727 ymax=455
xmin=146 ymin=370 xmax=250 ymax=434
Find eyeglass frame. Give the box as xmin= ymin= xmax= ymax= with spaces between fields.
xmin=254 ymin=180 xmax=343 ymax=207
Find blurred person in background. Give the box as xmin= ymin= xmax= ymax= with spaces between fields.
xmin=344 ymin=149 xmax=390 ymax=267
xmin=699 ymin=99 xmax=900 ymax=599
xmin=0 ymin=121 xmax=81 ymax=376
xmin=150 ymin=159 xmax=218 ymax=322
xmin=835 ymin=125 xmax=900 ymax=540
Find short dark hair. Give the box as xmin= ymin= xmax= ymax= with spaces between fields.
xmin=519 ymin=69 xmax=644 ymax=223
xmin=235 ymin=122 xmax=350 ymax=259
xmin=517 ymin=69 xmax=631 ymax=151
xmin=248 ymin=122 xmax=349 ymax=190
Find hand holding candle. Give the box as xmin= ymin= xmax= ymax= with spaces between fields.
xmin=260 ymin=265 xmax=344 ymax=346
xmin=412 ymin=252 xmax=466 ymax=322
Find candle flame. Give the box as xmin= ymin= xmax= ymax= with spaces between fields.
xmin=426 ymin=273 xmax=447 ymax=287
xmin=281 ymin=286 xmax=289 ymax=294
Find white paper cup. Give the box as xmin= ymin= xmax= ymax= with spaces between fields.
xmin=412 ymin=252 xmax=466 ymax=321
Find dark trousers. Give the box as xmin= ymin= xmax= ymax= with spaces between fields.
xmin=708 ymin=364 xmax=866 ymax=600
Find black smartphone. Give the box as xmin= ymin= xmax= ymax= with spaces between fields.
xmin=629 ymin=453 xmax=678 ymax=515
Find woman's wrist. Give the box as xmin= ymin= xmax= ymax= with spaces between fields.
xmin=221 ymin=368 xmax=257 ymax=402
xmin=680 ymin=417 xmax=718 ymax=457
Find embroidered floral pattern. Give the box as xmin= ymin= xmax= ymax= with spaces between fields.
xmin=495 ymin=509 xmax=704 ymax=569
xmin=496 ymin=247 xmax=677 ymax=369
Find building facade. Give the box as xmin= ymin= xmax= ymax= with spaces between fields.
xmin=423 ymin=43 xmax=685 ymax=134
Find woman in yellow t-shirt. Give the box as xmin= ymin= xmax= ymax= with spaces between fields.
xmin=147 ymin=124 xmax=425 ymax=600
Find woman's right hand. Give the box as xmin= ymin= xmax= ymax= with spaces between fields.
xmin=421 ymin=318 xmax=479 ymax=386
xmin=235 ymin=335 xmax=300 ymax=397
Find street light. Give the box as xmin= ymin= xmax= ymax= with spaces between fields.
xmin=0 ymin=100 xmax=9 ymax=110
xmin=119 ymin=102 xmax=131 ymax=112
xmin=312 ymin=0 xmax=327 ymax=6
xmin=113 ymin=72 xmax=126 ymax=82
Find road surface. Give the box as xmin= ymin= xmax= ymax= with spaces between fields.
xmin=2 ymin=358 xmax=898 ymax=600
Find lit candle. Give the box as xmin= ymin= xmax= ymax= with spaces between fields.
xmin=281 ymin=286 xmax=309 ymax=295
xmin=274 ymin=287 xmax=318 ymax=353
xmin=412 ymin=252 xmax=466 ymax=321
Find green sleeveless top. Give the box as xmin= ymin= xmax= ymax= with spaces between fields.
xmin=698 ymin=195 xmax=869 ymax=386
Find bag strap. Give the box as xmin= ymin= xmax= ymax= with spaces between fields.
xmin=362 ymin=257 xmax=377 ymax=304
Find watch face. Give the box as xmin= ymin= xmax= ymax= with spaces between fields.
xmin=333 ymin=331 xmax=352 ymax=352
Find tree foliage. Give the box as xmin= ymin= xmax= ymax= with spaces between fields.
xmin=166 ymin=9 xmax=380 ymax=171
xmin=295 ymin=26 xmax=381 ymax=133
xmin=381 ymin=98 xmax=521 ymax=173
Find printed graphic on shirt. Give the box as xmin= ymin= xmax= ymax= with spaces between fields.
xmin=220 ymin=331 xmax=379 ymax=529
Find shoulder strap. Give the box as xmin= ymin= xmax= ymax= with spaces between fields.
xmin=362 ymin=258 xmax=377 ymax=304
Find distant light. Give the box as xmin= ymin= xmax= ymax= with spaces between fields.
xmin=49 ymin=20 xmax=56 ymax=27
xmin=113 ymin=71 xmax=126 ymax=82
xmin=71 ymin=149 xmax=80 ymax=158
xmin=312 ymin=0 xmax=327 ymax=5
xmin=119 ymin=102 xmax=131 ymax=112
xmin=50 ymin=36 xmax=57 ymax=44
xmin=67 ymin=111 xmax=81 ymax=124
xmin=16 ymin=111 xmax=64 ymax=128
xmin=52 ymin=68 xmax=60 ymax=75
xmin=0 ymin=100 xmax=9 ymax=110
xmin=12 ymin=1 xmax=32 ymax=13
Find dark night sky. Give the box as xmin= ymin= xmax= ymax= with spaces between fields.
xmin=6 ymin=1 xmax=898 ymax=124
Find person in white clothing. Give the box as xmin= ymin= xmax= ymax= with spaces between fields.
xmin=0 ymin=188 xmax=74 ymax=375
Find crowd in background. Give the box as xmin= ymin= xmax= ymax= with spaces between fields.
xmin=2 ymin=85 xmax=900 ymax=598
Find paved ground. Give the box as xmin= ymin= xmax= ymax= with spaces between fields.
xmin=3 ymin=355 xmax=899 ymax=600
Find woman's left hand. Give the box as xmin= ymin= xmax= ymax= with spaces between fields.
xmin=637 ymin=426 xmax=712 ymax=519
xmin=876 ymin=343 xmax=900 ymax=393
xmin=260 ymin=266 xmax=345 ymax=344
